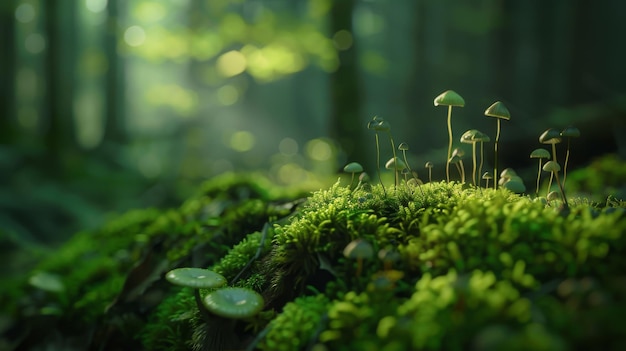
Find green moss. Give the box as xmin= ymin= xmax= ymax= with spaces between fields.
xmin=258 ymin=295 xmax=330 ymax=351
xmin=8 ymin=172 xmax=626 ymax=350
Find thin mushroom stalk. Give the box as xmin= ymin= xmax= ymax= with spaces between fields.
xmin=434 ymin=90 xmax=465 ymax=183
xmin=484 ymin=101 xmax=511 ymax=190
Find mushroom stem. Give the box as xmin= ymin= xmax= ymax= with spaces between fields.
xmin=547 ymin=143 xmax=557 ymax=196
xmin=493 ymin=119 xmax=501 ymax=190
xmin=471 ymin=143 xmax=477 ymax=186
xmin=554 ymin=170 xmax=569 ymax=209
xmin=388 ymin=131 xmax=399 ymax=188
xmin=446 ymin=105 xmax=453 ymax=183
xmin=478 ymin=142 xmax=485 ymax=187
xmin=428 ymin=168 xmax=432 ymax=183
xmin=563 ymin=138 xmax=571 ymax=186
xmin=374 ymin=133 xmax=387 ymax=196
xmin=356 ymin=258 xmax=363 ymax=277
xmin=459 ymin=159 xmax=466 ymax=184
xmin=194 ymin=289 xmax=213 ymax=324
xmin=536 ymin=159 xmax=543 ymax=195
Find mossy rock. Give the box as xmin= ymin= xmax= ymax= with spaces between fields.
xmin=3 ymin=173 xmax=626 ymax=350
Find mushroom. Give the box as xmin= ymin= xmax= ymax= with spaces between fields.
xmin=542 ymin=161 xmax=569 ymax=209
xmin=343 ymin=162 xmax=364 ymax=188
xmin=530 ymin=148 xmax=551 ymax=195
xmin=502 ymin=176 xmax=526 ymax=194
xmin=165 ymin=267 xmax=227 ymax=289
xmin=385 ymin=157 xmax=407 ymax=187
xmin=424 ymin=161 xmax=434 ymax=183
xmin=560 ymin=125 xmax=580 ymax=186
xmin=474 ymin=133 xmax=490 ymax=188
xmin=450 ymin=147 xmax=466 ymax=183
xmin=498 ymin=168 xmax=518 ymax=186
xmin=202 ymin=287 xmax=264 ymax=319
xmin=166 ymin=268 xmax=228 ymax=322
xmin=434 ymin=90 xmax=465 ymax=183
xmin=343 ymin=239 xmax=374 ymax=277
xmin=482 ymin=171 xmax=493 ymax=189
xmin=368 ymin=116 xmax=388 ymax=196
xmin=539 ymin=128 xmax=562 ymax=194
xmin=378 ymin=248 xmax=401 ymax=271
xmin=484 ymin=101 xmax=511 ymax=189
xmin=460 ymin=129 xmax=489 ymax=186
xmin=398 ymin=143 xmax=414 ymax=181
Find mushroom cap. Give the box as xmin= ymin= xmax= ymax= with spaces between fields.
xmin=530 ymin=148 xmax=551 ymax=159
xmin=547 ymin=191 xmax=561 ymax=201
xmin=359 ymin=172 xmax=370 ymax=182
xmin=460 ymin=129 xmax=489 ymax=143
xmin=385 ymin=157 xmax=407 ymax=170
xmin=484 ymin=101 xmax=510 ymax=120
xmin=482 ymin=171 xmax=493 ymax=180
xmin=542 ymin=161 xmax=561 ymax=172
xmin=368 ymin=118 xmax=391 ymax=132
xmin=203 ymin=287 xmax=264 ymax=319
xmin=499 ymin=168 xmax=518 ymax=179
xmin=425 ymin=161 xmax=433 ymax=168
xmin=539 ymin=128 xmax=562 ymax=144
xmin=378 ymin=248 xmax=401 ymax=262
xmin=460 ymin=129 xmax=480 ymax=144
xmin=434 ymin=90 xmax=465 ymax=107
xmin=343 ymin=239 xmax=374 ymax=259
xmin=451 ymin=147 xmax=465 ymax=158
xmin=407 ymin=178 xmax=423 ymax=187
xmin=560 ymin=125 xmax=580 ymax=138
xmin=500 ymin=174 xmax=522 ymax=186
xmin=448 ymin=154 xmax=461 ymax=164
xmin=398 ymin=142 xmax=409 ymax=151
xmin=502 ymin=178 xmax=526 ymax=193
xmin=165 ymin=268 xmax=227 ymax=289
xmin=343 ymin=162 xmax=364 ymax=173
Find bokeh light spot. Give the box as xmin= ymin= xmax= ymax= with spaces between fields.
xmin=217 ymin=85 xmax=239 ymax=106
xmin=25 ymin=34 xmax=46 ymax=54
xmin=229 ymin=131 xmax=255 ymax=152
xmin=15 ymin=4 xmax=35 ymax=23
xmin=333 ymin=30 xmax=353 ymax=50
xmin=278 ymin=138 xmax=298 ymax=156
xmin=277 ymin=163 xmax=307 ymax=184
xmin=216 ymin=50 xmax=247 ymax=77
xmin=124 ymin=26 xmax=146 ymax=47
xmin=306 ymin=138 xmax=332 ymax=161
xmin=85 ymin=0 xmax=108 ymax=13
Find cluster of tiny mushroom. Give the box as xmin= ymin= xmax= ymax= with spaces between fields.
xmin=343 ymin=90 xmax=580 ymax=205
xmin=165 ymin=267 xmax=264 ymax=321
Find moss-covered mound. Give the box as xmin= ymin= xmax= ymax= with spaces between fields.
xmin=2 ymin=173 xmax=626 ymax=350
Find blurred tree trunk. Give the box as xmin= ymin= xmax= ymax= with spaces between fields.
xmin=42 ymin=0 xmax=77 ymax=174
xmin=103 ymin=0 xmax=126 ymax=146
xmin=328 ymin=0 xmax=366 ymax=167
xmin=0 ymin=1 xmax=16 ymax=144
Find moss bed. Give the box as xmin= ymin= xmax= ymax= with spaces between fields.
xmin=2 ymin=170 xmax=626 ymax=350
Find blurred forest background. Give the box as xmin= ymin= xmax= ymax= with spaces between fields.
xmin=1 ymin=0 xmax=625 ymax=251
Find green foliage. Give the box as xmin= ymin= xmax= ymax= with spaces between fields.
xmin=258 ymin=295 xmax=330 ymax=351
